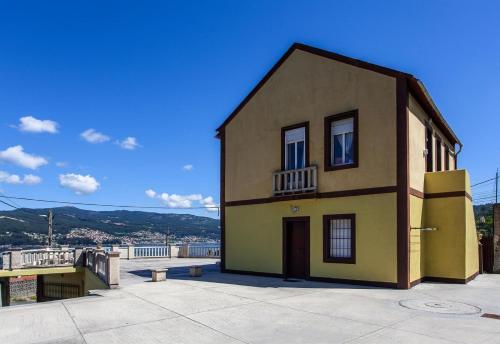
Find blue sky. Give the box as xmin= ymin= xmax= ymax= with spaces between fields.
xmin=0 ymin=0 xmax=498 ymax=216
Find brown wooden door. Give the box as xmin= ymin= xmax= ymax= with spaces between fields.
xmin=285 ymin=219 xmax=309 ymax=279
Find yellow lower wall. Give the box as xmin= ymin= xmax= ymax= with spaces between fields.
xmin=409 ymin=170 xmax=479 ymax=282
xmin=409 ymin=195 xmax=425 ymax=282
xmin=225 ymin=193 xmax=398 ymax=283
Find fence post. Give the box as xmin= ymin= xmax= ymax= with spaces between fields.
xmin=74 ymin=248 xmax=84 ymax=267
xmin=2 ymin=252 xmax=11 ymax=270
xmin=170 ymin=245 xmax=179 ymax=258
xmin=106 ymin=251 xmax=120 ymax=288
xmin=94 ymin=249 xmax=104 ymax=274
xmin=127 ymin=245 xmax=135 ymax=260
xmin=9 ymin=250 xmax=22 ymax=270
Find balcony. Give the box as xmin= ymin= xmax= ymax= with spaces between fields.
xmin=272 ymin=165 xmax=318 ymax=196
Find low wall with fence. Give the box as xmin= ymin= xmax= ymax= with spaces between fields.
xmin=104 ymin=244 xmax=220 ymax=260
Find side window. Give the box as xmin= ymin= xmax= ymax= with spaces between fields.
xmin=426 ymin=127 xmax=433 ymax=172
xmin=324 ymin=110 xmax=358 ymax=171
xmin=323 ymin=214 xmax=356 ymax=264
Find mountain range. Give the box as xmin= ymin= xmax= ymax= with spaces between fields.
xmin=0 ymin=206 xmax=220 ymax=246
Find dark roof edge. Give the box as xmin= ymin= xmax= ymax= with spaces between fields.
xmin=216 ymin=43 xmax=460 ymax=146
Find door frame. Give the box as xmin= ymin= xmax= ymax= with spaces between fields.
xmin=282 ymin=216 xmax=310 ymax=280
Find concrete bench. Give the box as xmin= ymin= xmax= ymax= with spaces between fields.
xmin=151 ymin=268 xmax=168 ymax=282
xmin=189 ymin=265 xmax=203 ymax=277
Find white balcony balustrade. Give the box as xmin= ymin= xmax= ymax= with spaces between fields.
xmin=272 ymin=165 xmax=317 ymax=196
xmin=21 ymin=249 xmax=75 ymax=268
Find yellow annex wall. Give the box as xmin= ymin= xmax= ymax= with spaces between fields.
xmin=225 ymin=193 xmax=398 ymax=283
xmin=408 ymin=170 xmax=479 ymax=281
xmin=409 ymin=195 xmax=425 ymax=283
xmin=224 ymin=49 xmax=398 ymax=203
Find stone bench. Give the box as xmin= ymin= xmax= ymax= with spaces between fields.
xmin=151 ymin=268 xmax=168 ymax=282
xmin=189 ymin=265 xmax=203 ymax=277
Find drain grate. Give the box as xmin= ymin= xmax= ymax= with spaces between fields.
xmin=399 ymin=299 xmax=481 ymax=315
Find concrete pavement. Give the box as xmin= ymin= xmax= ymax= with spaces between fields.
xmin=1 ymin=259 xmax=500 ymax=343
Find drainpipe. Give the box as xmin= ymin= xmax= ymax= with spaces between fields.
xmin=454 ymin=143 xmax=463 ymax=170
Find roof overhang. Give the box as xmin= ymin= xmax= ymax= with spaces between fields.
xmin=216 ymin=43 xmax=461 ymax=147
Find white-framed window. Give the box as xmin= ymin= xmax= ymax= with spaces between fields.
xmin=331 ymin=118 xmax=354 ymax=166
xmin=285 ymin=127 xmax=305 ymax=170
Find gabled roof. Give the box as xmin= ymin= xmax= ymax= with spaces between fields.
xmin=216 ymin=43 xmax=461 ymax=146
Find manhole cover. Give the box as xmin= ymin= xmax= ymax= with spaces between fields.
xmin=399 ymin=299 xmax=481 ymax=315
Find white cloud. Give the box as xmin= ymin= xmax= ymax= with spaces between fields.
xmin=59 ymin=173 xmax=99 ymax=195
xmin=18 ymin=116 xmax=59 ymax=134
xmin=158 ymin=193 xmax=202 ymax=208
xmin=56 ymin=161 xmax=67 ymax=168
xmin=145 ymin=189 xmax=156 ymax=198
xmin=80 ymin=129 xmax=110 ymax=144
xmin=145 ymin=189 xmax=218 ymax=212
xmin=116 ymin=137 xmax=140 ymax=150
xmin=0 ymin=145 xmax=48 ymax=170
xmin=199 ymin=196 xmax=219 ymax=212
xmin=182 ymin=164 xmax=194 ymax=172
xmin=0 ymin=171 xmax=42 ymax=185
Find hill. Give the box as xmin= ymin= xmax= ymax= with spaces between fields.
xmin=0 ymin=206 xmax=220 ymax=246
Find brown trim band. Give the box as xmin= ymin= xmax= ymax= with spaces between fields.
xmin=308 ymin=276 xmax=397 ymax=289
xmin=409 ymin=188 xmax=472 ymax=201
xmin=410 ymin=271 xmax=478 ymax=286
xmin=409 ymin=188 xmax=425 ymax=199
xmin=224 ymin=185 xmax=397 ymax=207
xmin=396 ymin=76 xmax=410 ymax=289
xmin=219 ymin=128 xmax=226 ymax=272
xmin=223 ymin=269 xmax=398 ymax=288
xmin=223 ymin=269 xmax=284 ymax=279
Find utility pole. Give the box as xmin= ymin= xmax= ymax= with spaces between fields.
xmin=496 ymin=168 xmax=498 ymax=205
xmin=47 ymin=209 xmax=53 ymax=248
xmin=166 ymin=226 xmax=171 ymax=258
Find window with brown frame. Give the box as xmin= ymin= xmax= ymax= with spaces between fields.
xmin=324 ymin=110 xmax=358 ymax=171
xmin=281 ymin=122 xmax=309 ymax=171
xmin=323 ymin=214 xmax=356 ymax=264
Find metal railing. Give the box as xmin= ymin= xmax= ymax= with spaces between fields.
xmin=20 ymin=249 xmax=75 ymax=268
xmin=134 ymin=246 xmax=170 ymax=258
xmin=178 ymin=244 xmax=220 ymax=258
xmin=272 ymin=165 xmax=317 ymax=196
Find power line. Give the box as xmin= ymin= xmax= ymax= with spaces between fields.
xmin=472 ymin=177 xmax=496 ymax=188
xmin=0 ymin=194 xmax=220 ymax=211
xmin=0 ymin=199 xmax=18 ymax=209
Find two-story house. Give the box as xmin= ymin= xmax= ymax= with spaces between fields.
xmin=216 ymin=43 xmax=478 ymax=289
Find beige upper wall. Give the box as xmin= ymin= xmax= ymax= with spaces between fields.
xmin=408 ymin=94 xmax=456 ymax=192
xmin=224 ymin=50 xmax=398 ymax=202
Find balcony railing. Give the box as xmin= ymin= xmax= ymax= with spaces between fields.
xmin=272 ymin=165 xmax=317 ymax=196
xmin=21 ymin=248 xmax=75 ymax=268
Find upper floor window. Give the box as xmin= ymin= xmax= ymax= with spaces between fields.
xmin=324 ymin=110 xmax=358 ymax=171
xmin=281 ymin=122 xmax=309 ymax=171
xmin=323 ymin=214 xmax=356 ymax=264
xmin=426 ymin=127 xmax=433 ymax=172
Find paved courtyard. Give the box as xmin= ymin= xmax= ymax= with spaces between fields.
xmin=1 ymin=259 xmax=500 ymax=344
